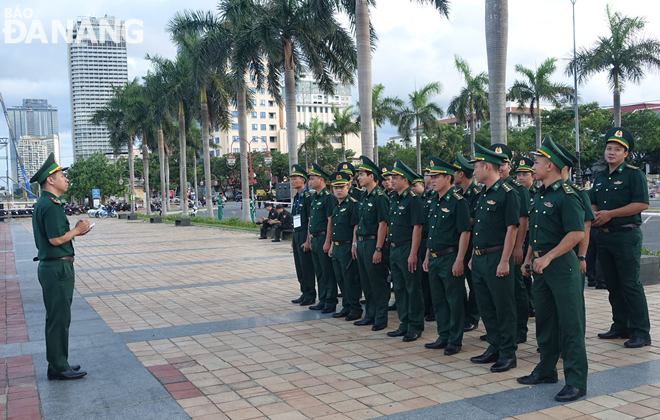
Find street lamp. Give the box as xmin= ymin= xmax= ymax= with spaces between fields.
xmin=571 ymin=0 xmax=581 ymax=184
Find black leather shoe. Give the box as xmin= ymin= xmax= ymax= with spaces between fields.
xmin=587 ymin=281 xmax=596 ymax=287
xmin=444 ymin=344 xmax=461 ymax=355
xmin=529 ymin=310 xmax=535 ymax=318
xmin=425 ymin=314 xmax=436 ymax=322
xmin=595 ymin=284 xmax=607 ymax=290
xmin=371 ymin=323 xmax=387 ymax=331
xmin=479 ymin=334 xmax=487 ymax=341
xmin=321 ymin=307 xmax=336 ymax=314
xmin=403 ymin=332 xmax=420 ymax=342
xmin=299 ymin=299 xmax=315 ymax=306
xmin=424 ymin=338 xmax=448 ymax=349
xmin=48 ymin=365 xmax=81 ymax=374
xmin=463 ymin=323 xmax=478 ymax=332
xmin=598 ymin=330 xmax=630 ymax=339
xmin=354 ymin=318 xmax=375 ymax=326
xmin=271 ymin=239 xmax=281 ymax=242
xmin=517 ymin=372 xmax=558 ymax=385
xmin=387 ymin=329 xmax=407 ymax=337
xmin=470 ymin=350 xmax=499 ymax=364
xmin=345 ymin=313 xmax=362 ymax=321
xmin=624 ymin=337 xmax=652 ymax=348
xmin=258 ymin=237 xmax=267 ymax=239
xmin=309 ymin=304 xmax=324 ymax=310
xmin=332 ymin=311 xmax=350 ymax=318
xmin=554 ymin=385 xmax=586 ymax=402
xmin=337 ymin=293 xmax=343 ymax=298
xmin=491 ymin=357 xmax=517 ymax=373
xmin=47 ymin=367 xmax=87 ymax=380
xmin=360 ymin=299 xmax=366 ymax=304
xmin=291 ymin=296 xmax=304 ymax=304
xmin=388 ymin=303 xmax=397 ymax=311
xmin=517 ymin=337 xmax=527 ymax=344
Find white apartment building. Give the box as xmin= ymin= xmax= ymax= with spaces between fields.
xmin=68 ymin=15 xmax=129 ymax=161
xmin=16 ymin=136 xmax=49 ymax=187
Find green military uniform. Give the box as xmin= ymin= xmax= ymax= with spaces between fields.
xmin=388 ymin=159 xmax=425 ymax=337
xmin=308 ymin=163 xmax=339 ymax=311
xmin=419 ymin=175 xmax=437 ymax=318
xmin=31 ymin=154 xmax=76 ymax=373
xmin=426 ymin=158 xmax=471 ymax=346
xmin=380 ymin=164 xmax=394 ymax=272
xmin=490 ymin=143 xmax=530 ymax=343
xmin=217 ymin=198 xmax=224 ymax=220
xmin=356 ymin=157 xmax=391 ymax=325
xmin=528 ymin=137 xmax=588 ymax=390
xmin=589 ymin=128 xmax=651 ymax=342
xmin=470 ymin=144 xmax=520 ymax=360
xmin=329 ymin=172 xmax=362 ymax=318
xmin=290 ymin=165 xmax=316 ymax=303
xmin=453 ymin=153 xmax=482 ymax=328
xmin=337 ymin=161 xmax=363 ymax=201
xmin=515 ymin=156 xmax=536 ymax=315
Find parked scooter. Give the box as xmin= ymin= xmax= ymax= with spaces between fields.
xmin=188 ymin=206 xmax=197 ymax=217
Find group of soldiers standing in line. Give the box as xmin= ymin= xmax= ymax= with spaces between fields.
xmin=285 ymin=126 xmax=651 ymax=403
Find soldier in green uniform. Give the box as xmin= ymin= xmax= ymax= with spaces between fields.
xmin=217 ymin=192 xmax=225 ymax=220
xmin=468 ymin=143 xmax=520 ymax=373
xmin=515 ymin=157 xmax=536 ymax=317
xmin=386 ymin=159 xmax=425 ymax=342
xmin=413 ymin=171 xmax=435 ymax=321
xmin=380 ymin=164 xmax=395 ymax=311
xmin=381 ymin=165 xmax=394 ymax=198
xmin=31 ymin=153 xmax=88 ymax=380
xmin=590 ymin=127 xmax=651 ymax=348
xmin=337 ymin=162 xmax=363 ymax=201
xmin=289 ymin=165 xmax=316 ymax=306
xmin=489 ymin=143 xmax=530 ymax=344
xmin=453 ymin=153 xmax=482 ymax=332
xmin=354 ymin=156 xmax=390 ymax=330
xmin=422 ymin=157 xmax=471 ymax=355
xmin=307 ymin=163 xmax=339 ymax=313
xmin=518 ymin=136 xmax=588 ymax=402
xmin=328 ymin=172 xmax=363 ymax=320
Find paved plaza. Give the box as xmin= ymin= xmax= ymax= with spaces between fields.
xmin=2 ymin=218 xmax=660 ymax=419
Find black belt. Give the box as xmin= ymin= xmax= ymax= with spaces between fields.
xmin=310 ymin=231 xmax=326 ymax=238
xmin=474 ymin=245 xmax=504 ymax=256
xmin=391 ymin=240 xmax=411 ymax=248
xmin=33 ymin=256 xmax=75 ymax=263
xmin=333 ymin=240 xmax=352 ymax=246
xmin=430 ymin=246 xmax=458 ymax=258
xmin=532 ymin=250 xmax=549 ymax=258
xmin=294 ymin=227 xmax=306 ymax=232
xmin=357 ymin=235 xmax=377 ymax=241
xmin=600 ymin=224 xmax=639 ymax=233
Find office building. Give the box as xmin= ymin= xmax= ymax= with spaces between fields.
xmin=16 ymin=136 xmax=49 ymax=188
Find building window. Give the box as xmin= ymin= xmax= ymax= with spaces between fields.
xmin=232 ymin=111 xmax=238 ymax=117
xmin=252 ymin=137 xmax=259 ymax=142
xmin=233 ymin=136 xmax=239 ymax=142
xmin=251 ymin=100 xmax=256 ymax=106
xmin=215 ymin=137 xmax=220 ymax=144
xmin=233 ymin=148 xmax=240 ymax=153
xmin=249 ymin=75 xmax=255 ymax=81
xmin=269 ymin=136 xmax=276 ymax=143
xmin=261 ymin=136 xmax=267 ymax=142
xmin=314 ymin=107 xmax=317 ymax=113
xmin=269 ymin=125 xmax=276 ymax=131
xmin=296 ymin=106 xmax=300 ymax=112
xmin=260 ymin=112 xmax=266 ymax=118
xmin=231 ymin=124 xmax=238 ymax=130
xmin=261 ymin=124 xmax=267 ymax=131
xmin=252 ymin=124 xmax=258 ymax=130
xmin=249 ymin=87 xmax=256 ymax=94
xmin=251 ymin=111 xmax=257 ymax=118
xmin=269 ymin=113 xmax=275 ymax=119
xmin=259 ymin=88 xmax=265 ymax=94
xmin=268 ymin=101 xmax=274 ymax=107
xmin=308 ymin=106 xmax=312 ymax=112
xmin=260 ymin=100 xmax=266 ymax=106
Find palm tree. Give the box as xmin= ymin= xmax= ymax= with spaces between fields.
xmin=447 ymin=55 xmax=489 ymax=158
xmin=338 ymin=0 xmax=450 ymax=160
xmin=508 ymin=58 xmax=573 ymax=149
xmin=328 ymin=105 xmax=359 ymax=161
xmin=298 ymin=117 xmax=333 ymax=164
xmin=370 ymin=84 xmax=402 ymax=165
xmin=566 ymin=5 xmax=660 ymax=126
xmin=485 ymin=0 xmax=508 ymax=144
xmin=392 ymin=82 xmax=444 ymax=173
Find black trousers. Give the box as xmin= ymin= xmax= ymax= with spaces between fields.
xmin=260 ymin=223 xmax=270 ymax=238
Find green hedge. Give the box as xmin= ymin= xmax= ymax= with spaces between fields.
xmin=136 ymin=214 xmax=259 ymax=231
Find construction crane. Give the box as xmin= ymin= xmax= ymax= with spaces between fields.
xmin=0 ymin=90 xmax=34 ymax=198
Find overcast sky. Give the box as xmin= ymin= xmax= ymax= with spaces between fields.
xmin=1 ymin=0 xmax=659 ymax=179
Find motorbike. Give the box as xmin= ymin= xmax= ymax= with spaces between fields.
xmin=188 ymin=206 xmax=197 ymax=217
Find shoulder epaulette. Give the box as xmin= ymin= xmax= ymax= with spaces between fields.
xmin=452 ymin=191 xmax=463 ymax=200
xmin=510 ymin=179 xmax=523 ymax=187
xmin=377 ymin=189 xmax=383 ymax=195
xmin=626 ymin=163 xmax=639 ymax=170
xmin=562 ymin=184 xmax=575 ymax=194
xmin=349 ymin=197 xmax=358 ymax=203
xmin=49 ymin=197 xmax=61 ymax=205
xmin=502 ymin=183 xmax=513 ymax=192
xmin=304 ymin=191 xmax=310 ymax=198
xmin=472 ymin=186 xmax=481 ymax=194
xmin=410 ymin=191 xmax=417 ymax=197
xmin=573 ymin=184 xmax=585 ymax=192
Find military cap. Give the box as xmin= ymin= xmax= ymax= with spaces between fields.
xmin=412 ymin=172 xmax=424 ymax=184
xmin=453 ymin=153 xmax=474 ymax=173
xmin=427 ymin=156 xmax=456 ymax=176
xmin=488 ymin=143 xmax=512 ymax=162
xmin=532 ymin=135 xmax=568 ymax=169
xmin=330 ymin=171 xmax=351 ymax=186
xmin=356 ymin=156 xmax=384 ymax=181
xmin=30 ymin=152 xmax=67 ymax=184
xmin=290 ymin=164 xmax=309 ymax=180
xmin=381 ymin=165 xmax=392 ymax=177
xmin=605 ymin=127 xmax=634 ymax=151
xmin=337 ymin=161 xmax=355 ymax=176
xmin=555 ymin=143 xmax=578 ymax=168
xmin=515 ymin=157 xmax=534 ymax=172
xmin=470 ymin=143 xmax=508 ymax=165
xmin=309 ymin=162 xmax=330 ymax=180
xmin=390 ymin=158 xmax=417 ymax=183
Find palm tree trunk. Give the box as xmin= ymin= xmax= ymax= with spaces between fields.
xmin=469 ymin=100 xmax=476 ymax=159
xmin=535 ymin=97 xmax=542 ymax=149
xmin=415 ymin=116 xmax=422 ymax=173
xmin=128 ymin=139 xmax=136 ymax=214
xmin=164 ymin=150 xmax=170 ymax=213
xmin=158 ymin=128 xmax=167 ymax=216
xmin=142 ymin=140 xmax=150 ymax=216
xmin=178 ymin=100 xmax=188 ymax=217
xmin=284 ymin=39 xmax=298 ymax=167
xmin=613 ymin=87 xmax=621 ymax=126
xmin=356 ymin=0 xmax=374 ymax=159
xmin=314 ymin=147 xmax=318 ymax=164
xmin=193 ymin=153 xmax=199 ymax=210
xmin=485 ymin=0 xmax=509 ymax=145
xmin=237 ymin=86 xmax=251 ymax=222
xmin=373 ymin=120 xmax=379 ymax=165
xmin=201 ymin=90 xmax=214 ymax=218
xmin=341 ymin=134 xmax=346 ymax=162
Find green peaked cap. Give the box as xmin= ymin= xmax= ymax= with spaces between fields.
xmin=356 ymin=155 xmax=384 ymax=181
xmin=290 ymin=164 xmax=309 ymax=180
xmin=337 ymin=161 xmax=355 ymax=176
xmin=330 ymin=171 xmax=351 ymax=186
xmin=309 ymin=162 xmax=330 ymax=180
xmin=605 ymin=127 xmax=634 ymax=151
xmin=514 ymin=156 xmax=535 ymax=172
xmin=453 ymin=153 xmax=474 ymax=173
xmin=427 ymin=156 xmax=456 ymax=176
xmin=555 ymin=143 xmax=578 ymax=168
xmin=470 ymin=143 xmax=508 ymax=165
xmin=30 ymin=152 xmax=67 ymax=184
xmin=390 ymin=158 xmax=417 ymax=183
xmin=532 ymin=135 xmax=568 ymax=169
xmin=488 ymin=143 xmax=512 ymax=161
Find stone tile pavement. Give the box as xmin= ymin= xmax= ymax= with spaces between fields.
xmin=2 ymin=217 xmax=660 ymax=419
